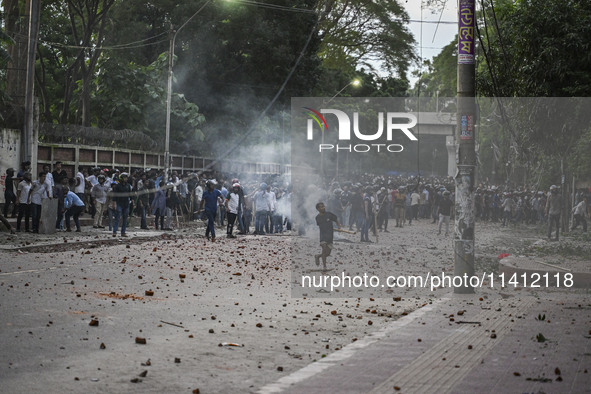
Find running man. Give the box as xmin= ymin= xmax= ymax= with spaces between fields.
xmin=314 ymin=202 xmax=341 ymax=270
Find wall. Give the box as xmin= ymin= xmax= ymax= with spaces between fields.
xmin=0 ymin=129 xmax=21 ymax=204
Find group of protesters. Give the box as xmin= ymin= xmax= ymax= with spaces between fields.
xmin=1 ymin=162 xmax=294 ymax=240
xmin=2 ymin=163 xmax=589 ymax=243
xmin=309 ymin=173 xmax=590 ymax=244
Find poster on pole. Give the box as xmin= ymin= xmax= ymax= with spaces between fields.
xmin=458 ymin=0 xmax=475 ymax=64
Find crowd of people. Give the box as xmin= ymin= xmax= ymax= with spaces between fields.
xmin=1 ymin=161 xmax=292 ymax=239
xmin=2 ymin=163 xmax=589 ymax=243
xmin=307 ymin=173 xmax=589 ymax=244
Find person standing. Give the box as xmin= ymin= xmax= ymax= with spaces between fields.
xmin=15 ymin=172 xmax=32 ymax=232
xmin=3 ymin=168 xmax=17 ymax=218
xmin=314 ymin=202 xmax=340 ymax=270
xmin=151 ymin=181 xmax=167 ymax=230
xmin=545 ymin=185 xmax=562 ymax=241
xmin=52 ymin=162 xmax=68 ymax=228
xmin=224 ymin=183 xmax=241 ymax=238
xmin=74 ymin=167 xmax=86 ymax=202
xmin=376 ymin=187 xmax=390 ymax=232
xmin=198 ymin=180 xmax=222 ymax=241
xmin=501 ymin=193 xmax=516 ymax=227
xmin=91 ymin=174 xmax=109 ymax=229
xmin=411 ymin=188 xmax=421 ymax=222
xmin=51 ymin=161 xmax=68 ymax=188
xmin=393 ymin=186 xmax=406 ymax=228
xmin=361 ymin=187 xmax=373 ymax=242
xmin=28 ymin=172 xmax=52 ymax=233
xmin=437 ymin=191 xmax=453 ymax=236
xmin=194 ymin=179 xmax=204 ymax=221
xmin=136 ymin=173 xmax=150 ymax=230
xmin=231 ymin=179 xmax=247 ymax=234
xmin=571 ymin=196 xmax=588 ymax=233
xmin=86 ymin=167 xmax=100 ymax=219
xmin=42 ymin=164 xmax=54 ymax=197
xmin=112 ymin=172 xmax=132 ymax=237
xmin=253 ymin=183 xmax=271 ymax=235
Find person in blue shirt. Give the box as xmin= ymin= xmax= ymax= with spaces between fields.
xmin=198 ymin=179 xmax=222 ymax=242
xmin=150 ymin=181 xmax=167 ymax=230
xmin=64 ymin=186 xmax=86 ymax=232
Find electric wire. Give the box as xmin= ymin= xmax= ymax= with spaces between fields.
xmin=229 ymin=0 xmax=316 ymax=14
xmin=432 ymin=0 xmax=449 ymax=42
xmin=13 ymin=30 xmax=169 ymax=51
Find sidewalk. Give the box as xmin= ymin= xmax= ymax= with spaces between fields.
xmin=260 ymin=288 xmax=591 ymax=393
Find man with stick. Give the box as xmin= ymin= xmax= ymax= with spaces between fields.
xmin=314 ymin=202 xmax=341 ymax=271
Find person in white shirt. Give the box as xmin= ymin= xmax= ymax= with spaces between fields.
xmin=571 ymin=197 xmax=587 ymax=232
xmin=16 ymin=172 xmax=32 ymax=232
xmin=91 ymin=174 xmax=110 ymax=229
xmin=253 ymin=183 xmax=272 ymax=235
xmin=411 ymin=189 xmax=421 ymax=222
xmin=86 ymin=167 xmax=100 ymax=219
xmin=224 ymin=183 xmax=241 ymax=238
xmin=74 ymin=168 xmax=85 ymax=199
xmin=27 ymin=172 xmax=52 ymax=233
xmin=194 ymin=180 xmax=204 ymax=220
xmin=42 ymin=164 xmax=54 ymax=197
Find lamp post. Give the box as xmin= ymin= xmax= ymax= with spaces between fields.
xmin=164 ymin=0 xmax=211 ymax=181
xmin=325 ymin=79 xmax=360 ymax=105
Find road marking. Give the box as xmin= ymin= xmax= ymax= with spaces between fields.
xmin=258 ymin=295 xmax=450 ymax=394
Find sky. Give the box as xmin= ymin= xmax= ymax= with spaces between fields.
xmin=402 ymin=0 xmax=458 ymax=86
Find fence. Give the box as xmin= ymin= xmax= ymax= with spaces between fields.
xmin=35 ymin=142 xmax=290 ymax=179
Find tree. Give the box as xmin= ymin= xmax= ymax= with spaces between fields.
xmin=476 ymin=0 xmax=591 ymax=97
xmin=0 ymin=9 xmax=14 ymax=120
xmin=92 ymin=52 xmax=205 ymax=153
xmin=34 ymin=0 xmax=116 ymax=126
xmin=316 ymin=0 xmax=416 ymax=79
xmin=475 ymin=0 xmax=591 ymax=175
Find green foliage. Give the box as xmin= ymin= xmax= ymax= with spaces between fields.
xmin=316 ymin=0 xmax=416 ymax=79
xmin=92 ymin=52 xmax=205 ymax=151
xmin=411 ymin=38 xmax=457 ymax=98
xmin=10 ymin=0 xmax=415 ymax=156
xmin=477 ymin=0 xmax=591 ymax=97
xmin=471 ymin=1 xmax=591 ymax=183
xmin=0 ymin=9 xmax=14 ymax=110
xmin=568 ymin=128 xmax=591 ymax=180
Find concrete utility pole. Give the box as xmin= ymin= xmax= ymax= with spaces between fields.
xmin=164 ymin=24 xmax=174 ymax=182
xmin=24 ymin=0 xmax=41 ymax=163
xmin=454 ymin=0 xmax=477 ymax=293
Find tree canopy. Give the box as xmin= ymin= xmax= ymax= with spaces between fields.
xmin=1 ymin=0 xmax=417 ymax=157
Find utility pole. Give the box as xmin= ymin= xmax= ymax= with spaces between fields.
xmin=454 ymin=0 xmax=476 ymax=293
xmin=24 ymin=0 xmax=41 ymax=163
xmin=164 ymin=24 xmax=174 ymax=182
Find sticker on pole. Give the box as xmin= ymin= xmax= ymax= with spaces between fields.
xmin=460 ymin=115 xmax=474 ymax=140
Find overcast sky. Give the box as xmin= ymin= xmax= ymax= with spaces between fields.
xmin=403 ymin=0 xmax=458 ymax=86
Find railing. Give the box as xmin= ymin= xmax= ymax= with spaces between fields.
xmin=36 ymin=142 xmax=290 ymax=177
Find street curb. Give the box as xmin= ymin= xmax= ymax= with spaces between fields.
xmin=499 ymin=255 xmax=591 ymax=288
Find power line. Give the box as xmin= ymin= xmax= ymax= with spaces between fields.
xmin=12 ymin=30 xmax=169 ymax=51
xmin=39 ymin=38 xmax=169 ymax=51
xmin=230 ymin=0 xmax=316 ymax=14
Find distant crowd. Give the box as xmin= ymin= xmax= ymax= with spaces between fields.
xmin=1 ymin=164 xmax=589 ymax=242
xmin=307 ymin=173 xmax=589 ymax=242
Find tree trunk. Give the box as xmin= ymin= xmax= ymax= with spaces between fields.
xmin=4 ymin=0 xmax=29 ymax=126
